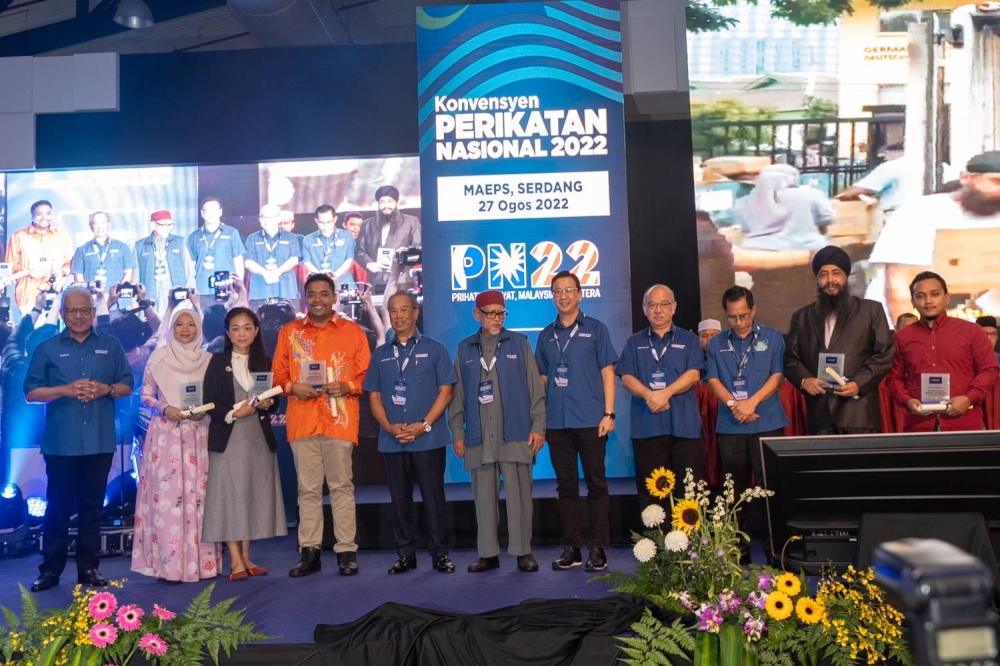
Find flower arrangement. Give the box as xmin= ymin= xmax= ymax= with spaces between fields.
xmin=599 ymin=468 xmax=912 ymax=666
xmin=0 ymin=580 xmax=268 ymax=666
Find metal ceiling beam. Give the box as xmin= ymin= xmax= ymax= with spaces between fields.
xmin=0 ymin=0 xmax=227 ymax=57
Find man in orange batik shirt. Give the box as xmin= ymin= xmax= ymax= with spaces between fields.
xmin=273 ymin=273 xmax=370 ymax=578
xmin=5 ymin=200 xmax=73 ymax=314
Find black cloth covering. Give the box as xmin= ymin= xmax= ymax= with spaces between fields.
xmin=313 ymin=594 xmax=648 ymax=666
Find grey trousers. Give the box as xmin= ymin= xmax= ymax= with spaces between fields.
xmin=470 ymin=461 xmax=533 ymax=558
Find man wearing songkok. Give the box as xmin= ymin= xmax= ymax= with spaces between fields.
xmin=134 ymin=210 xmax=190 ymax=316
xmin=449 ymin=291 xmax=545 ymax=573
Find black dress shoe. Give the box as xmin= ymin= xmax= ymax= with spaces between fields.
xmin=432 ymin=555 xmax=456 ymax=573
xmin=467 ymin=556 xmax=500 ymax=573
xmin=77 ymin=569 xmax=109 ymax=587
xmin=552 ymin=546 xmax=582 ymax=570
xmin=289 ymin=547 xmax=322 ymax=578
xmin=517 ymin=554 xmax=539 ymax=572
xmin=337 ymin=551 xmax=359 ymax=576
xmin=584 ymin=547 xmax=607 ymax=572
xmin=387 ymin=556 xmax=416 ymax=574
xmin=30 ymin=572 xmax=60 ymax=592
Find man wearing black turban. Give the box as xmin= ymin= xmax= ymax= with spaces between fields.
xmin=354 ymin=185 xmax=421 ymax=297
xmin=784 ymin=245 xmax=894 ymax=434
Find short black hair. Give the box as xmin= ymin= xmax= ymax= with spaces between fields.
xmin=721 ymin=285 xmax=754 ymax=311
xmin=315 ymin=204 xmax=336 ymax=218
xmin=909 ymin=271 xmax=948 ymax=297
xmin=305 ymin=272 xmax=337 ymax=295
xmin=339 ymin=211 xmax=363 ymax=227
xmin=551 ymin=270 xmax=580 ymax=290
xmin=30 ymin=200 xmax=52 ymax=216
xmin=201 ymin=196 xmax=221 ymax=209
xmin=224 ymin=307 xmax=270 ymax=372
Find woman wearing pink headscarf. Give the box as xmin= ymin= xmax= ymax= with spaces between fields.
xmin=131 ymin=307 xmax=221 ymax=582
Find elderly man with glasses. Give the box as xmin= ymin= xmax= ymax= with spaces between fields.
xmin=535 ymin=270 xmax=618 ymax=573
xmin=23 ymin=285 xmax=134 ymax=592
xmin=449 ymin=290 xmax=546 ymax=573
xmin=617 ymin=284 xmax=704 ymax=511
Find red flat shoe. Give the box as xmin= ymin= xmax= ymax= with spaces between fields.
xmin=247 ymin=566 xmax=269 ymax=576
xmin=229 ymin=570 xmax=249 ymax=582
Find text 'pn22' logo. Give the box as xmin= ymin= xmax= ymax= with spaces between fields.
xmin=451 ymin=241 xmax=600 ymax=291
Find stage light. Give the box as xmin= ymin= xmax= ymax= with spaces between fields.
xmin=26 ymin=496 xmax=47 ymax=519
xmin=1 ymin=483 xmax=17 ymax=500
xmin=113 ymin=0 xmax=155 ymax=29
xmin=0 ymin=482 xmax=29 ymax=557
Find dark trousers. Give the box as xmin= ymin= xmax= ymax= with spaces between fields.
xmin=548 ymin=427 xmax=610 ymax=548
xmin=383 ymin=447 xmax=450 ymax=558
xmin=41 ymin=453 xmax=114 ymax=576
xmin=632 ymin=435 xmax=705 ymax=511
xmin=717 ymin=429 xmax=783 ymax=549
xmin=815 ymin=426 xmax=880 ymax=436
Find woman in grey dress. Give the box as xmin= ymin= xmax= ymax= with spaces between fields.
xmin=202 ymin=307 xmax=287 ymax=581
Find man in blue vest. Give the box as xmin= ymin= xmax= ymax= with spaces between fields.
xmin=617 ymin=284 xmax=704 ymax=510
xmin=448 ymin=290 xmax=546 ymax=573
xmin=133 ymin=210 xmax=190 ymax=317
xmin=536 ymin=270 xmax=618 ymax=573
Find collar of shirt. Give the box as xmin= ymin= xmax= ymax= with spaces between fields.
xmin=59 ymin=327 xmax=95 ymax=343
xmin=647 ymin=325 xmax=674 ymax=343
xmin=554 ymin=311 xmax=586 ymax=330
xmin=473 ymin=329 xmax=507 ymax=346
xmin=28 ymin=225 xmax=57 ymax=235
xmin=392 ymin=329 xmax=422 ymax=349
xmin=916 ymin=313 xmax=950 ymax=331
xmin=305 ymin=314 xmax=343 ymax=330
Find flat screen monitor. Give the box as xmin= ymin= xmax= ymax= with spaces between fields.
xmin=759 ymin=431 xmax=1000 ymax=573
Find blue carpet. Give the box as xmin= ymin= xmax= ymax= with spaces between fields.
xmin=0 ymin=535 xmax=638 ymax=644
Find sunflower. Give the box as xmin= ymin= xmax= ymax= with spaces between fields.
xmin=795 ymin=597 xmax=825 ymax=624
xmin=645 ymin=467 xmax=676 ymax=500
xmin=775 ymin=572 xmax=802 ymax=597
xmin=671 ymin=498 xmax=701 ymax=533
xmin=765 ymin=591 xmax=793 ymax=621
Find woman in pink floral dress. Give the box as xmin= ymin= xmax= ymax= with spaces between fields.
xmin=131 ymin=307 xmax=221 ymax=582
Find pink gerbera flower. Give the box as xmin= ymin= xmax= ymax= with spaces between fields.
xmin=89 ymin=622 xmax=118 ymax=648
xmin=116 ymin=604 xmax=144 ymax=631
xmin=139 ymin=633 xmax=168 ymax=656
xmin=152 ymin=604 xmax=176 ymax=621
xmin=89 ymin=592 xmax=118 ymax=620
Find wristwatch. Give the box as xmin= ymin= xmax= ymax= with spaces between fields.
xmin=726 ymin=399 xmax=736 ymax=408
xmin=603 ymin=412 xmax=616 ymax=420
xmin=421 ymin=419 xmax=432 ymax=433
xmin=107 ymin=384 xmax=116 ymax=398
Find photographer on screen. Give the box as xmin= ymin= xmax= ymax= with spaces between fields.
xmin=354 ymin=186 xmax=420 ymax=297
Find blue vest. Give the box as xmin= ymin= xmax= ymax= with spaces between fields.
xmin=134 ymin=234 xmax=187 ymax=288
xmin=457 ymin=329 xmax=531 ymax=446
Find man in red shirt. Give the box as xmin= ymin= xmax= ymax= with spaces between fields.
xmin=886 ymin=271 xmax=999 ymax=431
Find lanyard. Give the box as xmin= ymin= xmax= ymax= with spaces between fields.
xmin=263 ymin=233 xmax=279 ymax=258
xmin=392 ymin=338 xmax=418 ymax=377
xmin=648 ymin=328 xmax=674 ymax=370
xmin=480 ymin=340 xmax=500 ymax=373
xmin=201 ymin=229 xmax=221 ymax=255
xmin=726 ymin=327 xmax=759 ymax=380
xmin=92 ymin=241 xmax=110 ymax=269
xmin=551 ymin=323 xmax=579 ymax=361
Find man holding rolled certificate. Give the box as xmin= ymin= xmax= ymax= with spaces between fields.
xmin=132 ymin=307 xmax=221 ymax=582
xmin=273 ymin=273 xmax=370 ymax=578
xmin=784 ymin=246 xmax=894 ymax=434
xmin=886 ymin=272 xmax=999 ymax=431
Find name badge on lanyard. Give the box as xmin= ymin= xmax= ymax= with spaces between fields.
xmin=732 ymin=378 xmax=748 ymax=401
xmin=478 ymin=380 xmax=494 ymax=404
xmin=650 ymin=371 xmax=667 ymax=390
xmin=391 ymin=380 xmax=407 ymax=406
xmin=727 ymin=329 xmax=758 ymax=401
xmin=554 ymin=362 xmax=570 ymax=388
xmin=648 ymin=329 xmax=671 ymax=390
xmin=551 ymin=323 xmax=578 ymax=388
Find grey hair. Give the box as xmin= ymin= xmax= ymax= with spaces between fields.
xmin=61 ymin=284 xmax=93 ymax=309
xmin=387 ymin=291 xmax=419 ymax=310
xmin=642 ymin=284 xmax=675 ymax=305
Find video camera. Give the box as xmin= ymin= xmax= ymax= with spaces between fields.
xmin=408 ymin=267 xmax=423 ymax=306
xmin=0 ymin=296 xmax=9 ymax=324
xmin=874 ymin=538 xmax=999 ymax=666
xmin=44 ymin=275 xmax=58 ymax=311
xmin=395 ymin=246 xmax=422 ymax=267
xmin=117 ymin=281 xmax=136 ymax=300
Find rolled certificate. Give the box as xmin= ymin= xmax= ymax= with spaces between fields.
xmin=179 ymin=402 xmax=215 ymax=418
xmin=327 ymin=367 xmax=338 ymax=417
xmin=233 ymin=385 xmax=283 ymax=412
xmin=824 ymin=367 xmax=860 ymax=401
xmin=920 ymin=402 xmax=950 ymax=413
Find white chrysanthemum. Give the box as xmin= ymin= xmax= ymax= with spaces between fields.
xmin=633 ymin=538 xmax=657 ymax=562
xmin=664 ymin=530 xmax=689 ymax=552
xmin=641 ymin=504 xmax=667 ymax=528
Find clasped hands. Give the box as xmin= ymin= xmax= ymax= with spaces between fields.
xmin=729 ymin=398 xmax=760 ymax=424
xmin=801 ymin=377 xmax=859 ymax=398
xmin=290 ymin=381 xmax=350 ymax=401
xmin=64 ymin=379 xmax=110 ymax=403
xmin=906 ymin=396 xmax=971 ymax=418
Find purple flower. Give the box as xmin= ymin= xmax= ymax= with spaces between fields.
xmin=743 ymin=616 xmax=767 ymax=641
xmin=677 ymin=590 xmax=696 ymax=611
xmin=696 ymin=604 xmax=724 ymax=633
xmin=748 ymin=591 xmax=767 ymax=610
xmin=689 ymin=551 xmax=699 ymax=560
xmin=702 ymin=538 xmax=710 ymax=545
xmin=717 ymin=589 xmax=743 ymax=613
xmin=757 ymin=573 xmax=773 ymax=590
xmin=716 ymin=549 xmax=725 ymax=558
